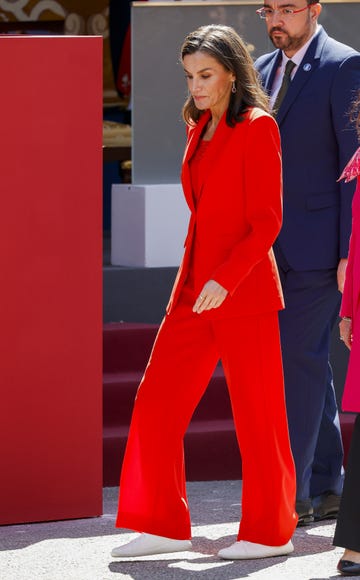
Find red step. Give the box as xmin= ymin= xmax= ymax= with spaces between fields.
xmin=103 ymin=322 xmax=158 ymax=373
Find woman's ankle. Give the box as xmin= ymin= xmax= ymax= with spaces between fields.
xmin=342 ymin=549 xmax=360 ymax=563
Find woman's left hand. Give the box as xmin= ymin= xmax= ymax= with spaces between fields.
xmin=339 ymin=318 xmax=352 ymax=350
xmin=193 ymin=280 xmax=228 ymax=314
xmin=337 ymin=258 xmax=348 ymax=293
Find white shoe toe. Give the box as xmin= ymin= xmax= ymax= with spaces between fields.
xmin=111 ymin=533 xmax=192 ymax=558
xmin=218 ymin=539 xmax=294 ymax=560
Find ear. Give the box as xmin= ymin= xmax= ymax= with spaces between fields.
xmin=310 ymin=2 xmax=322 ymax=20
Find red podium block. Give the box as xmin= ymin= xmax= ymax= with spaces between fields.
xmin=0 ymin=36 xmax=103 ymax=524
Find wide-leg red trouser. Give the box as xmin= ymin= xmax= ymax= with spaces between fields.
xmin=116 ymin=287 xmax=298 ymax=544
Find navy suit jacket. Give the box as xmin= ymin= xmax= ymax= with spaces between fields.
xmin=255 ymin=26 xmax=360 ymax=270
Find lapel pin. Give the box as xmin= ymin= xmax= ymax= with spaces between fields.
xmin=303 ymin=63 xmax=312 ymax=72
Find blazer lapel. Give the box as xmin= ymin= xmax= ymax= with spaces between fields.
xmin=276 ymin=27 xmax=327 ymax=125
xmin=181 ymin=111 xmax=211 ymax=211
xmin=195 ymin=111 xmax=232 ymax=201
xmin=263 ymin=51 xmax=282 ymax=95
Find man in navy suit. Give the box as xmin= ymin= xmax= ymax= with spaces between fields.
xmin=255 ymin=0 xmax=360 ymax=524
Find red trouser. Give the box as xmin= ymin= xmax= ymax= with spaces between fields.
xmin=116 ymin=288 xmax=298 ymax=544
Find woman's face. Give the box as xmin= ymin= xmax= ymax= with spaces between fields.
xmin=183 ymin=51 xmax=235 ymax=117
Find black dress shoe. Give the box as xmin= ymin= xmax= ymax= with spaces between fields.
xmin=296 ymin=499 xmax=314 ymax=526
xmin=312 ymin=492 xmax=341 ymax=521
xmin=337 ymin=559 xmax=360 ymax=576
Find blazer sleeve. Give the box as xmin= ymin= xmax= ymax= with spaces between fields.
xmin=212 ymin=113 xmax=282 ymax=295
xmin=332 ymin=54 xmax=360 ymax=258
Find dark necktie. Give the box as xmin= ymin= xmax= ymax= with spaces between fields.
xmin=273 ymin=60 xmax=296 ymax=116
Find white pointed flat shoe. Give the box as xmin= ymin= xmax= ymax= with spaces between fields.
xmin=218 ymin=539 xmax=294 ymax=560
xmin=111 ymin=533 xmax=192 ymax=558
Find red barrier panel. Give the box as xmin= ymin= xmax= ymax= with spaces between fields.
xmin=0 ymin=36 xmax=103 ymax=524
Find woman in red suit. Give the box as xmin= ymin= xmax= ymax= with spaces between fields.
xmin=111 ymin=24 xmax=297 ymax=560
xmin=333 ymin=92 xmax=360 ymax=576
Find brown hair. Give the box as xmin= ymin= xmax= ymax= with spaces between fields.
xmin=180 ymin=24 xmax=269 ymax=127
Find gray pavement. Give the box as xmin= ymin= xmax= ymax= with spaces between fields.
xmin=0 ymin=480 xmax=352 ymax=580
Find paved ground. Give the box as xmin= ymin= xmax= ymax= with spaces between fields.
xmin=0 ymin=481 xmax=352 ymax=580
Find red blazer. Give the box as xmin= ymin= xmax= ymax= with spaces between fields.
xmin=167 ymin=107 xmax=284 ymax=319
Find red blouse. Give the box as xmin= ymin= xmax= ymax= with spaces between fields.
xmin=189 ymin=138 xmax=211 ymax=204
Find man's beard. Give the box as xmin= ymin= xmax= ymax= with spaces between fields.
xmin=269 ymin=27 xmax=310 ymax=53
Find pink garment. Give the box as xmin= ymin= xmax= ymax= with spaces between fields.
xmin=340 ymin=150 xmax=360 ymax=411
xmin=339 ymin=147 xmax=360 ymax=183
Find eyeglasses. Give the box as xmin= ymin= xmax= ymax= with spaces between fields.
xmin=256 ymin=5 xmax=311 ymax=19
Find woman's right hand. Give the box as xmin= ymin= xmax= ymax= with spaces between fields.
xmin=339 ymin=318 xmax=352 ymax=350
xmin=192 ymin=279 xmax=228 ymax=314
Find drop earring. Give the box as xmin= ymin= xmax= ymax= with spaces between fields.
xmin=231 ymin=80 xmax=237 ymax=94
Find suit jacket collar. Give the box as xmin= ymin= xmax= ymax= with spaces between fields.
xmin=268 ymin=26 xmax=328 ymax=124
xmin=263 ymin=51 xmax=282 ymax=95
